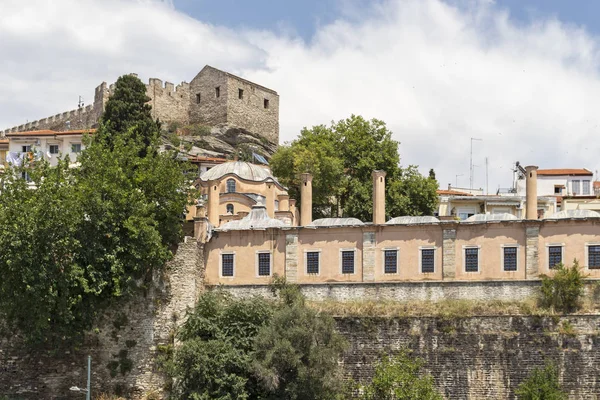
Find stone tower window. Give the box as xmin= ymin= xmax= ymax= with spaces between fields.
xmin=264 ymin=98 xmax=269 ymax=109
xmin=238 ymin=89 xmax=244 ymax=99
xmin=215 ymin=86 xmax=220 ymax=98
xmin=196 ymin=93 xmax=201 ymax=104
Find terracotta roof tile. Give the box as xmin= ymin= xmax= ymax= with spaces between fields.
xmin=537 ymin=168 xmax=593 ymax=176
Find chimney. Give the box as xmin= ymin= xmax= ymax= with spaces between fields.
xmin=300 ymin=173 xmax=313 ymax=226
xmin=207 ymin=180 xmax=220 ymax=226
xmin=525 ymin=166 xmax=538 ymax=219
xmin=372 ymin=170 xmax=386 ymax=224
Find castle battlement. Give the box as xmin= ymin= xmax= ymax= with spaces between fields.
xmin=3 ymin=65 xmax=279 ymax=143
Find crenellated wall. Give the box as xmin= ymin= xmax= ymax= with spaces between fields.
xmin=3 ymin=66 xmax=279 ymax=145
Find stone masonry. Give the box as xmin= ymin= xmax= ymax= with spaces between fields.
xmin=2 ymin=66 xmax=280 ymax=144
xmin=0 ymin=237 xmax=203 ymax=399
xmin=339 ymin=315 xmax=600 ymax=399
xmin=442 ymin=226 xmax=457 ymax=279
xmin=526 ymin=224 xmax=541 ymax=279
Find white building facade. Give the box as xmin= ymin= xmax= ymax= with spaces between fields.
xmin=516 ymin=169 xmax=594 ymax=197
xmin=5 ymin=129 xmax=90 ymax=167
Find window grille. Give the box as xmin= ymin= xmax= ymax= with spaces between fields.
xmin=306 ymin=252 xmax=319 ymax=274
xmin=548 ymin=246 xmax=562 ymax=269
xmin=222 ymin=254 xmax=234 ymax=277
xmin=465 ymin=248 xmax=479 ymax=272
xmin=421 ymin=249 xmax=435 ymax=273
xmin=341 ymin=251 xmax=354 ymax=274
xmin=589 ymin=245 xmax=600 ymax=269
xmin=503 ymin=247 xmax=517 ymax=271
xmin=384 ymin=250 xmax=398 ymax=274
xmin=258 ymin=253 xmax=271 ymax=276
xmin=226 ymin=179 xmax=236 ymax=193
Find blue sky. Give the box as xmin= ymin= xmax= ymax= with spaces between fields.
xmin=173 ymin=0 xmax=600 ymax=41
xmin=2 ymin=0 xmax=600 ymax=190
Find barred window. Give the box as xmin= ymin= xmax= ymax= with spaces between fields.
xmin=421 ymin=249 xmax=435 ymax=273
xmin=226 ymin=179 xmax=236 ymax=193
xmin=258 ymin=253 xmax=271 ymax=276
xmin=548 ymin=246 xmax=562 ymax=269
xmin=465 ymin=248 xmax=479 ymax=272
xmin=503 ymin=247 xmax=517 ymax=271
xmin=341 ymin=251 xmax=354 ymax=274
xmin=588 ymin=245 xmax=600 ymax=269
xmin=226 ymin=204 xmax=234 ymax=214
xmin=306 ymin=252 xmax=319 ymax=274
xmin=384 ymin=250 xmax=398 ymax=274
xmin=221 ymin=254 xmax=234 ymax=277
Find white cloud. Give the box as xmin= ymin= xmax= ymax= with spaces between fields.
xmin=1 ymin=0 xmax=600 ymax=190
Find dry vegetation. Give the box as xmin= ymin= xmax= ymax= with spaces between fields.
xmin=307 ymin=296 xmax=600 ymax=318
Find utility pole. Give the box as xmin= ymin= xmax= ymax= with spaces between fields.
xmin=470 ymin=138 xmax=482 ymax=189
xmin=87 ymin=355 xmax=91 ymax=400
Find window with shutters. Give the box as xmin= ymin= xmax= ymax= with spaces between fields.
xmin=548 ymin=246 xmax=562 ymax=269
xmin=341 ymin=250 xmax=355 ymax=274
xmin=306 ymin=251 xmax=320 ymax=274
xmin=587 ymin=245 xmax=600 ymax=269
xmin=384 ymin=249 xmax=398 ymax=274
xmin=464 ymin=247 xmax=479 ymax=272
xmin=503 ymin=246 xmax=517 ymax=271
xmin=421 ymin=248 xmax=435 ymax=273
xmin=257 ymin=252 xmax=271 ymax=276
xmin=221 ymin=253 xmax=234 ymax=277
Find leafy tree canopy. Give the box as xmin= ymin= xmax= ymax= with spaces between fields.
xmin=515 ymin=362 xmax=566 ymax=400
xmin=0 ymin=74 xmax=189 ymax=344
xmin=270 ymin=115 xmax=438 ymax=221
xmin=359 ymin=352 xmax=443 ymax=400
xmin=167 ymin=281 xmax=348 ymax=400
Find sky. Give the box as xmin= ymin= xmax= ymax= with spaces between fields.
xmin=1 ymin=0 xmax=600 ymax=192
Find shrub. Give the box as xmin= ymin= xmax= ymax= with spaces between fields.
xmin=359 ymin=351 xmax=443 ymax=400
xmin=515 ymin=362 xmax=566 ymax=399
xmin=540 ymin=260 xmax=586 ymax=313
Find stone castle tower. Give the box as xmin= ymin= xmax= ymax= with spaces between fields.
xmin=2 ymin=65 xmax=280 ymax=144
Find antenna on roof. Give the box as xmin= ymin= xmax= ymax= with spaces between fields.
xmin=78 ymin=96 xmax=84 ymax=109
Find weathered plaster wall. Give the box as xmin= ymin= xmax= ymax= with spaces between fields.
xmin=0 ymin=238 xmax=203 ymax=399
xmin=339 ymin=315 xmax=600 ymax=399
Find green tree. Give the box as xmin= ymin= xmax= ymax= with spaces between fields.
xmin=515 ymin=363 xmax=566 ymax=400
xmin=253 ymin=282 xmax=348 ymax=400
xmin=270 ymin=115 xmax=438 ymax=221
xmin=0 ymin=74 xmax=190 ymax=344
xmin=540 ymin=260 xmax=586 ymax=313
xmin=270 ymin=125 xmax=344 ymax=218
xmin=359 ymin=352 xmax=443 ymax=400
xmin=167 ymin=291 xmax=273 ymax=399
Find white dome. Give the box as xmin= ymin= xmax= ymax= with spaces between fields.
xmin=546 ymin=210 xmax=600 ymax=219
xmin=218 ymin=205 xmax=285 ymax=231
xmin=465 ymin=213 xmax=518 ymax=222
xmin=200 ymin=161 xmax=277 ymax=182
xmin=308 ymin=218 xmax=364 ymax=227
xmin=387 ymin=216 xmax=440 ymax=224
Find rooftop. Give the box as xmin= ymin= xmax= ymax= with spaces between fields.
xmin=308 ymin=218 xmax=364 ymax=227
xmin=199 ymin=161 xmax=278 ymax=183
xmin=537 ymin=168 xmax=593 ymax=176
xmin=5 ymin=129 xmax=95 ymax=137
xmin=217 ymin=205 xmax=285 ymax=231
xmin=387 ymin=216 xmax=440 ymax=224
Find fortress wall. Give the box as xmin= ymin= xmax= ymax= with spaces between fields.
xmin=146 ymin=79 xmax=190 ymax=126
xmin=188 ymin=67 xmax=229 ymax=128
xmin=226 ymin=75 xmax=279 ymax=143
xmin=2 ymin=104 xmax=99 ymax=135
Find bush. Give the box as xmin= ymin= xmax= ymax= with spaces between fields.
xmin=359 ymin=352 xmax=443 ymax=400
xmin=540 ymin=260 xmax=586 ymax=313
xmin=515 ymin=362 xmax=566 ymax=399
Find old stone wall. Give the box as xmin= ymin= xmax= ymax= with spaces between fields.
xmin=188 ymin=67 xmax=229 ymax=129
xmin=225 ymin=75 xmax=279 ymax=143
xmin=338 ymin=316 xmax=600 ymax=399
xmin=212 ymin=280 xmax=545 ymax=302
xmin=147 ymin=79 xmax=190 ymax=126
xmin=0 ymin=237 xmax=203 ymax=399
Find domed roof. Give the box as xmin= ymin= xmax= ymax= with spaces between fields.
xmin=465 ymin=213 xmax=518 ymax=222
xmin=546 ymin=210 xmax=600 ymax=219
xmin=308 ymin=218 xmax=364 ymax=227
xmin=200 ymin=161 xmax=277 ymax=183
xmin=386 ymin=216 xmax=440 ymax=225
xmin=218 ymin=205 xmax=285 ymax=231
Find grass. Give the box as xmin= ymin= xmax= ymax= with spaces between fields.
xmin=307 ymin=297 xmax=600 ymax=318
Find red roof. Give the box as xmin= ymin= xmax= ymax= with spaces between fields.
xmin=437 ymin=189 xmax=473 ymax=196
xmin=5 ymin=129 xmax=95 ymax=137
xmin=537 ymin=168 xmax=593 ymax=176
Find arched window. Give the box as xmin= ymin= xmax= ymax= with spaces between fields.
xmin=226 ymin=204 xmax=234 ymax=214
xmin=274 ymin=200 xmax=279 ymax=211
xmin=226 ymin=179 xmax=236 ymax=193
